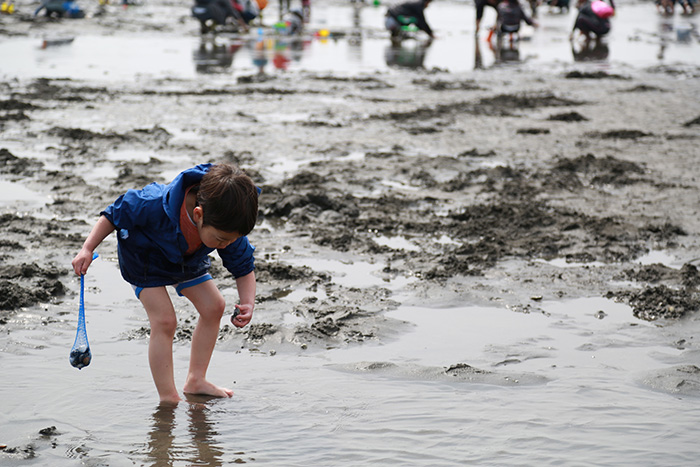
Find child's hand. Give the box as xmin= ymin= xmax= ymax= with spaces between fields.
xmin=231 ymin=303 xmax=253 ymax=328
xmin=72 ymin=248 xmax=94 ymax=275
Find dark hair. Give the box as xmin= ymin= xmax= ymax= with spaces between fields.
xmin=196 ymin=164 xmax=259 ymax=235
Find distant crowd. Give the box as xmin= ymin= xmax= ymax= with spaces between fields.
xmin=20 ymin=0 xmax=697 ymax=45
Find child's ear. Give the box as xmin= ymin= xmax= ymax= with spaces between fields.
xmin=193 ymin=206 xmax=203 ymax=223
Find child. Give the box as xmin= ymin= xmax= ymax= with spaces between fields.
xmin=72 ymin=163 xmax=259 ymax=405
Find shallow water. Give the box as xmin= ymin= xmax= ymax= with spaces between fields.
xmin=1 ymin=258 xmax=699 ymax=465
xmin=0 ymin=180 xmax=49 ymax=208
xmin=1 ymin=2 xmax=699 ymax=81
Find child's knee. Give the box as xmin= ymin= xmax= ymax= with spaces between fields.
xmin=201 ymin=295 xmax=226 ymax=320
xmin=151 ymin=315 xmax=178 ymax=335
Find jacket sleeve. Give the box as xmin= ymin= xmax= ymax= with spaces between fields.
xmin=219 ymin=236 xmax=256 ymax=278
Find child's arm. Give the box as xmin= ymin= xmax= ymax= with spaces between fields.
xmin=72 ymin=215 xmax=115 ymax=275
xmin=232 ymin=270 xmax=256 ymax=328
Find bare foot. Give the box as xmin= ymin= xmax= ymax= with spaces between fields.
xmin=183 ymin=378 xmax=233 ymax=398
xmin=158 ymin=396 xmax=182 ymax=406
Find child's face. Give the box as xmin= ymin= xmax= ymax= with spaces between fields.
xmin=193 ymin=206 xmax=241 ymax=249
xmin=199 ymin=225 xmax=241 ymax=250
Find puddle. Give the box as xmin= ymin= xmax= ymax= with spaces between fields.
xmin=104 ymin=148 xmax=160 ymax=163
xmin=284 ymin=256 xmax=415 ymax=289
xmin=333 ymin=296 xmax=654 ymax=369
xmin=265 ymin=151 xmax=364 ymax=183
xmin=0 ymin=179 xmax=51 ymax=208
xmin=635 ymin=249 xmax=682 ymax=268
xmin=435 ymin=234 xmax=460 ymax=245
xmin=1 ymin=3 xmax=698 ymax=81
xmin=372 ymin=234 xmax=421 ymax=252
xmin=536 ymin=257 xmax=607 ymax=268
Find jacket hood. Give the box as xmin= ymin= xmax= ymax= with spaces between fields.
xmin=162 ymin=163 xmax=213 ymax=222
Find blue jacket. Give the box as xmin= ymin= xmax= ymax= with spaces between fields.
xmin=101 ymin=164 xmax=255 ymax=288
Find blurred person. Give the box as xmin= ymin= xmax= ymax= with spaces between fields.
xmin=281 ymin=7 xmax=304 ymax=35
xmin=475 ymin=0 xmax=499 ymax=33
xmin=545 ymin=0 xmax=570 ymax=13
xmin=232 ymin=0 xmax=261 ymax=25
xmin=488 ymin=0 xmax=538 ymax=45
xmin=279 ymin=0 xmax=310 ymax=22
xmin=385 ymin=0 xmax=435 ymax=42
xmin=34 ymin=0 xmax=85 ymax=18
xmin=570 ymin=0 xmax=615 ymax=43
xmin=677 ymin=0 xmax=696 ymax=14
xmin=192 ymin=0 xmax=246 ymax=34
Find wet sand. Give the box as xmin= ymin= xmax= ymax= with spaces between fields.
xmin=2 ymin=0 xmax=700 ymax=465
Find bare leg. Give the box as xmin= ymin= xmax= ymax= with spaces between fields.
xmin=140 ymin=287 xmax=182 ymax=404
xmin=181 ymin=281 xmax=233 ymax=398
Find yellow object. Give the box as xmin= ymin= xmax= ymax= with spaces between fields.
xmin=8 ymin=2 xmax=13 ymax=13
xmin=319 ymin=29 xmax=330 ymax=38
xmin=1 ymin=2 xmax=8 ymax=13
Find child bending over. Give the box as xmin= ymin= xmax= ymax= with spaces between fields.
xmin=72 ymin=163 xmax=259 ymax=405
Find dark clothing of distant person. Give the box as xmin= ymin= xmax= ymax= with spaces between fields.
xmin=573 ymin=0 xmax=615 ymax=37
xmin=497 ymin=0 xmax=535 ymax=33
xmin=475 ymin=0 xmax=498 ymax=30
xmin=192 ymin=0 xmax=238 ymax=26
xmin=386 ymin=1 xmax=434 ymax=37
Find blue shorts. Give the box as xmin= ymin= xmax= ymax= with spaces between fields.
xmin=132 ymin=273 xmax=212 ymax=300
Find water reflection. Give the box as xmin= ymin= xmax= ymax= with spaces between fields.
xmin=145 ymin=396 xmax=226 ymax=466
xmin=271 ymin=37 xmax=307 ymax=70
xmin=571 ymin=38 xmax=610 ymax=62
xmin=247 ymin=35 xmax=309 ymax=73
xmin=492 ymin=36 xmax=522 ymax=64
xmin=385 ymin=39 xmax=432 ymax=69
xmin=652 ymin=16 xmax=696 ymax=62
xmin=193 ymin=39 xmax=243 ymax=73
xmin=474 ymin=35 xmax=522 ymax=69
xmin=349 ymin=2 xmax=363 ymax=46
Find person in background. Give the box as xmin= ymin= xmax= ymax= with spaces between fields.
xmin=545 ymin=0 xmax=570 ymax=13
xmin=72 ymin=163 xmax=259 ymax=405
xmin=474 ymin=0 xmax=499 ymax=33
xmin=279 ymin=0 xmax=310 ymax=22
xmin=282 ymin=7 xmax=304 ymax=35
xmin=385 ymin=0 xmax=435 ymax=41
xmin=34 ymin=0 xmax=85 ymax=18
xmin=676 ymin=0 xmax=696 ymax=15
xmin=570 ymin=0 xmax=615 ymax=43
xmin=232 ymin=0 xmax=261 ymax=26
xmin=192 ymin=0 xmax=244 ymax=34
xmin=489 ymin=0 xmax=538 ymax=43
